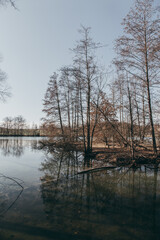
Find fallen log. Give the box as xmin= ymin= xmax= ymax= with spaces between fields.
xmin=77 ymin=166 xmax=117 ymax=174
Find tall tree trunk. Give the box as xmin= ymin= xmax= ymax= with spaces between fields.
xmin=55 ymin=80 xmax=64 ymax=138
xmin=80 ymin=85 xmax=86 ymax=153
xmin=86 ymin=51 xmax=91 ymax=154
xmin=135 ymin=93 xmax=141 ymax=141
xmin=87 ymin=79 xmax=91 ymax=153
xmin=91 ymin=95 xmax=99 ymax=150
xmin=142 ymin=88 xmax=146 ymax=142
xmin=127 ymin=84 xmax=135 ymax=159
xmin=144 ymin=30 xmax=157 ymax=154
xmin=67 ymin=81 xmax=71 ymax=135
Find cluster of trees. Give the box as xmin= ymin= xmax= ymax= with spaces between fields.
xmin=42 ymin=26 xmax=116 ymax=154
xmin=0 ymin=115 xmax=40 ymax=136
xmin=1 ymin=115 xmax=26 ymax=135
xmin=42 ymin=0 xmax=159 ymax=156
xmin=113 ymin=0 xmax=160 ymax=156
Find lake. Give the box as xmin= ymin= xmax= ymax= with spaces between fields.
xmin=0 ymin=137 xmax=159 ymax=240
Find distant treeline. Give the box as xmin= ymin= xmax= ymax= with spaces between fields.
xmin=0 ymin=115 xmax=46 ymax=136
xmin=0 ymin=127 xmax=47 ymax=136
xmin=0 ymin=127 xmax=40 ymax=136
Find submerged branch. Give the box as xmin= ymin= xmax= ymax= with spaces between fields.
xmin=0 ymin=173 xmax=24 ymax=216
xmin=78 ymin=166 xmax=117 ymax=174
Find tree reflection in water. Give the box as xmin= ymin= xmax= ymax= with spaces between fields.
xmin=0 ymin=137 xmax=40 ymax=157
xmin=40 ymin=149 xmax=160 ymax=240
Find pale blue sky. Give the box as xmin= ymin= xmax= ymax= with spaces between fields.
xmin=0 ymin=0 xmax=158 ymax=126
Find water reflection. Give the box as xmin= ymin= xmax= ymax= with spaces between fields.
xmin=40 ymin=150 xmax=83 ymax=181
xmin=40 ymin=150 xmax=160 ymax=240
xmin=0 ymin=174 xmax=23 ymax=216
xmin=0 ymin=137 xmax=159 ymax=239
xmin=0 ymin=137 xmax=40 ymax=157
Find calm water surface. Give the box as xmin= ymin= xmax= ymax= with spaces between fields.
xmin=0 ymin=137 xmax=159 ymax=240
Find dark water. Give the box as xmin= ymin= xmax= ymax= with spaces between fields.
xmin=0 ymin=137 xmax=159 ymax=240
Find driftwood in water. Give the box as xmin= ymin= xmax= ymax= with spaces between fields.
xmin=78 ymin=166 xmax=117 ymax=174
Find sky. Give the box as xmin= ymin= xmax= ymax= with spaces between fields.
xmin=0 ymin=0 xmax=158 ymax=126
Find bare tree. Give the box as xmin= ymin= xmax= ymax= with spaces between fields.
xmin=13 ymin=115 xmax=26 ymax=135
xmin=72 ymin=26 xmax=101 ymax=154
xmin=93 ymin=91 xmax=117 ymax=148
xmin=0 ymin=0 xmax=16 ymax=8
xmin=127 ymin=81 xmax=135 ymax=159
xmin=0 ymin=68 xmax=11 ymax=101
xmin=43 ymin=73 xmax=64 ymax=139
xmin=0 ymin=0 xmax=16 ymax=102
xmin=59 ymin=67 xmax=73 ymax=139
xmin=114 ymin=0 xmax=160 ymax=154
xmin=2 ymin=116 xmax=13 ymax=134
xmin=42 ymin=27 xmax=105 ymax=154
